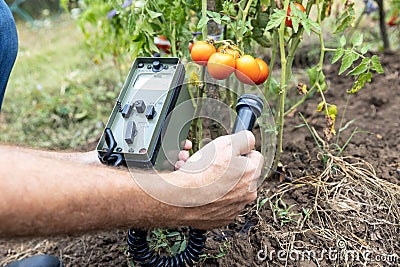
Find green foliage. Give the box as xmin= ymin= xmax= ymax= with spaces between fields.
xmin=307 ymin=67 xmax=327 ymax=92
xmin=270 ymin=198 xmax=301 ymax=226
xmin=149 ymin=228 xmax=188 ymax=255
xmin=265 ymin=9 xmax=286 ymax=31
xmin=72 ymin=0 xmax=194 ymax=70
xmin=334 ymin=2 xmax=355 ymax=33
xmin=289 ymin=2 xmax=320 ymax=35
xmin=1 ymin=21 xmax=120 ymax=149
xmin=331 ymin=33 xmax=384 ymax=94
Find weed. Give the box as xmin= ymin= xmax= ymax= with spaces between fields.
xmin=270 ymin=198 xmax=301 ymax=226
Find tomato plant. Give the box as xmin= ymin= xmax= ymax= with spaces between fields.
xmin=71 ymin=0 xmax=386 ymax=176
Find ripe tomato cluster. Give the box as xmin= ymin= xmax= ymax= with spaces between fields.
xmin=190 ymin=40 xmax=269 ymax=85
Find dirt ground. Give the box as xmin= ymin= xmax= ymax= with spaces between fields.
xmin=1 ymin=52 xmax=399 ymax=267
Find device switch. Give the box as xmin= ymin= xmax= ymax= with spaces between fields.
xmin=145 ymin=105 xmax=156 ymax=119
xmin=125 ymin=121 xmax=137 ymax=144
xmin=134 ymin=100 xmax=146 ymax=113
xmin=121 ymin=103 xmax=134 ymax=118
xmin=152 ymin=60 xmax=163 ymax=72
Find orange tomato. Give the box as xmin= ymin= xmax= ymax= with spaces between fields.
xmin=190 ymin=41 xmax=216 ymax=66
xmin=254 ymin=58 xmax=269 ymax=85
xmin=285 ymin=2 xmax=306 ymax=28
xmin=235 ymin=55 xmax=260 ymax=85
xmin=207 ymin=52 xmax=236 ymax=80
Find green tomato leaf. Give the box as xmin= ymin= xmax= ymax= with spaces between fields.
xmin=302 ymin=18 xmax=311 ymax=35
xmin=331 ymin=47 xmax=344 ymax=64
xmin=371 ymin=55 xmax=384 ymax=74
xmin=309 ymin=19 xmax=321 ymax=34
xmin=146 ymin=9 xmax=162 ymax=19
xmin=292 ymin=17 xmax=300 ymax=33
xmin=307 ymin=66 xmax=318 ymax=86
xmin=334 ymin=6 xmax=355 ymax=34
xmin=351 ymin=33 xmax=363 ymax=47
xmin=221 ymin=15 xmax=231 ymax=22
xmin=348 ymin=58 xmax=370 ymax=76
xmin=347 ymin=72 xmax=372 ymax=94
xmin=340 ymin=35 xmax=347 ymax=47
xmin=339 ymin=52 xmax=355 ymax=75
xmin=265 ymin=9 xmax=286 ymax=31
xmin=197 ymin=17 xmax=209 ymax=30
xmin=360 ymin=45 xmax=369 ymax=55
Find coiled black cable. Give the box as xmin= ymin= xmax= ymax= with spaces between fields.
xmin=127 ymin=227 xmax=207 ymax=267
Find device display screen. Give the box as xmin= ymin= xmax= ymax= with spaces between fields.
xmin=133 ymin=73 xmax=174 ymax=91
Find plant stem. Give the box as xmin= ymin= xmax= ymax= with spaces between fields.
xmin=202 ymin=0 xmax=208 ymax=39
xmin=171 ymin=27 xmax=177 ymax=57
xmin=274 ymin=0 xmax=290 ymax=167
xmin=316 ymin=0 xmax=329 ymax=113
xmin=284 ymin=86 xmax=317 ymax=117
xmin=237 ymin=0 xmax=254 ymax=48
xmin=265 ymin=30 xmax=278 ymax=98
xmin=193 ymin=67 xmax=206 ymax=151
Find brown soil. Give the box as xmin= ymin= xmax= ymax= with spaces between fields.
xmin=1 ymin=53 xmax=399 ymax=267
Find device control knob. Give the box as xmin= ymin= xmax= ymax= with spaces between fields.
xmin=121 ymin=103 xmax=134 ymax=118
xmin=152 ymin=60 xmax=163 ymax=72
xmin=134 ymin=100 xmax=146 ymax=113
xmin=145 ymin=105 xmax=156 ymax=120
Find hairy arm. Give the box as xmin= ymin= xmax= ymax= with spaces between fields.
xmin=0 ymin=131 xmax=263 ymax=237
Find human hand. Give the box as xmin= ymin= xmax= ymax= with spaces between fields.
xmin=167 ymin=131 xmax=264 ymax=229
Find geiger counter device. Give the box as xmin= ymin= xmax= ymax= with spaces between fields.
xmin=96 ymin=57 xmax=193 ymax=170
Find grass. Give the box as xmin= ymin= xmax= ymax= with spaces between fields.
xmin=0 ymin=15 xmax=122 ymax=150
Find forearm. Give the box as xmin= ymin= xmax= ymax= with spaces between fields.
xmin=32 ymin=148 xmax=100 ymax=165
xmin=0 ymin=145 xmax=182 ymax=237
xmin=0 ymin=131 xmax=263 ymax=237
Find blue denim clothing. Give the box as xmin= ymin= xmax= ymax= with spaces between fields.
xmin=0 ymin=0 xmax=18 ymax=111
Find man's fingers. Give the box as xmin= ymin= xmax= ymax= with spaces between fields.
xmin=183 ymin=140 xmax=192 ymax=151
xmin=230 ymin=130 xmax=255 ymax=156
xmin=174 ymin=160 xmax=185 ymax=170
xmin=246 ymin=150 xmax=264 ymax=192
xmin=178 ymin=150 xmax=190 ymax=162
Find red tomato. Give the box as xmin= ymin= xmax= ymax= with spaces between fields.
xmin=190 ymin=41 xmax=216 ymax=66
xmin=388 ymin=15 xmax=398 ymax=27
xmin=207 ymin=52 xmax=236 ymax=80
xmin=155 ymin=35 xmax=171 ymax=53
xmin=285 ymin=2 xmax=306 ymax=28
xmin=254 ymin=58 xmax=269 ymax=85
xmin=235 ymin=55 xmax=260 ymax=85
